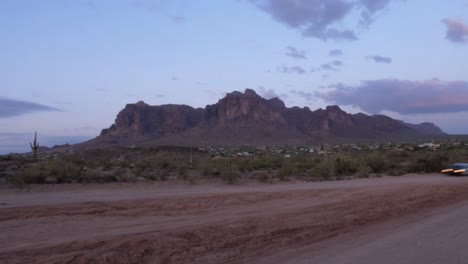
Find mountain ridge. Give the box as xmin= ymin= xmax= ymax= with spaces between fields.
xmin=93 ymin=89 xmax=445 ymax=146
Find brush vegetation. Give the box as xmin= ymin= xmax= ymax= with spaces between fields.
xmin=1 ymin=142 xmax=467 ymax=188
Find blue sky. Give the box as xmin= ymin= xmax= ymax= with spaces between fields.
xmin=1 ymin=0 xmax=468 ymax=153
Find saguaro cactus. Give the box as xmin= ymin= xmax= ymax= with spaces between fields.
xmin=30 ymin=131 xmax=39 ymax=160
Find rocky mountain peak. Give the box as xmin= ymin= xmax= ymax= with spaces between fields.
xmin=325 ymin=105 xmax=343 ymax=112
xmin=96 ymin=89 xmax=446 ymax=146
xmin=244 ymin=88 xmax=259 ymax=97
xmin=268 ymin=97 xmax=286 ymax=109
xmin=136 ymin=100 xmax=148 ymax=106
xmin=205 ymin=89 xmax=287 ymax=126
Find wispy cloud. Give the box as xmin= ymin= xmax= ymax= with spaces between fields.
xmin=367 ymin=55 xmax=392 ymax=64
xmin=290 ymin=90 xmax=316 ymax=103
xmin=358 ymin=0 xmax=394 ymax=27
xmin=0 ymin=97 xmax=60 ymax=118
xmin=442 ymin=18 xmax=468 ymax=43
xmin=317 ymin=79 xmax=468 ymax=114
xmin=329 ymin=49 xmax=343 ymax=56
xmin=320 ymin=60 xmax=343 ymax=71
xmin=169 ymin=15 xmax=186 ymax=23
xmin=277 ymin=65 xmax=307 ymax=74
xmin=255 ymin=86 xmax=289 ymax=101
xmin=285 ymin=46 xmax=307 ymax=59
xmin=131 ymin=0 xmax=187 ymax=23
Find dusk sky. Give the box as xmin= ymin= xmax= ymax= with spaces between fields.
xmin=1 ymin=0 xmax=468 ymax=154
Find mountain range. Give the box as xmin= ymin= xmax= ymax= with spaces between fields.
xmin=90 ymin=89 xmax=445 ymax=147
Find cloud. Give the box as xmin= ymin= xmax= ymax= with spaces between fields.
xmin=256 ymin=86 xmax=281 ymax=99
xmin=442 ymin=18 xmax=468 ymax=43
xmin=285 ymin=46 xmax=307 ymax=59
xmin=0 ymin=97 xmax=60 ymax=118
xmin=367 ymin=55 xmax=392 ymax=64
xmin=169 ymin=15 xmax=186 ymax=23
xmin=205 ymin=89 xmax=226 ymax=98
xmin=249 ymin=0 xmax=398 ymax=41
xmin=305 ymin=28 xmax=357 ymax=41
xmin=321 ymin=64 xmax=337 ymax=71
xmin=321 ymin=60 xmax=343 ymax=71
xmin=329 ymin=49 xmax=343 ymax=56
xmin=290 ymin=90 xmax=316 ymax=102
xmin=316 ymin=79 xmax=468 ymax=115
xmin=131 ymin=0 xmax=187 ymax=23
xmin=358 ymin=0 xmax=393 ymax=27
xmin=277 ymin=65 xmax=307 ymax=74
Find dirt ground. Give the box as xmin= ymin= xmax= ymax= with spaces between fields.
xmin=2 ymin=174 xmax=468 ymax=264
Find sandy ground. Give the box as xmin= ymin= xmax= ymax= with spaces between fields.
xmin=1 ymin=174 xmax=468 ymax=263
xmin=257 ymin=201 xmax=468 ymax=264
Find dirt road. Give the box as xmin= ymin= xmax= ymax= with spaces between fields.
xmin=1 ymin=174 xmax=468 ymax=263
xmin=258 ymin=199 xmax=468 ymax=264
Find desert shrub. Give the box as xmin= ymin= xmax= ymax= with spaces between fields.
xmin=333 ymin=156 xmax=358 ymax=176
xmin=194 ymin=160 xmax=212 ymax=176
xmin=311 ymin=159 xmax=335 ymax=180
xmin=365 ymin=153 xmax=389 ymax=173
xmin=255 ymin=172 xmax=270 ymax=183
xmin=157 ymin=160 xmax=172 ymax=170
xmin=95 ymin=174 xmax=119 ymax=183
xmin=8 ymin=159 xmax=81 ymax=186
xmin=387 ymin=167 xmax=406 ymax=176
xmin=294 ymin=156 xmax=319 ymax=172
xmin=178 ymin=165 xmax=188 ymax=180
xmin=426 ymin=152 xmax=450 ymax=172
xmin=222 ymin=170 xmax=239 ymax=184
xmin=221 ymin=162 xmax=239 ymax=184
xmin=47 ymin=159 xmax=81 ymax=183
xmin=133 ymin=160 xmax=152 ymax=176
xmin=448 ymin=149 xmax=467 ymax=164
xmin=276 ymin=161 xmax=294 ymax=181
xmin=407 ymin=152 xmax=449 ymax=173
xmin=157 ymin=169 xmax=170 ymax=181
xmin=407 ymin=157 xmax=427 ymax=173
xmin=356 ymin=164 xmax=372 ymax=178
xmin=0 ymin=155 xmax=12 ymax=161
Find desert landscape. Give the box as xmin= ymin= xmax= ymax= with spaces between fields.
xmin=2 ymin=1 xmax=468 ymax=263
xmin=1 ymin=89 xmax=468 ymax=263
xmin=2 ymin=174 xmax=468 ymax=263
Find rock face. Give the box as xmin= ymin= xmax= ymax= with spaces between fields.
xmin=97 ymin=89 xmax=446 ymax=146
xmin=100 ymin=101 xmax=204 ymax=138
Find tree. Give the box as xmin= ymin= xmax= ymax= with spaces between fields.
xmin=30 ymin=131 xmax=39 ymax=160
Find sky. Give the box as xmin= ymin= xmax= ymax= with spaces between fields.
xmin=1 ymin=0 xmax=468 ymax=154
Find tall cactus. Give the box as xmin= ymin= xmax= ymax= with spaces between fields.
xmin=30 ymin=131 xmax=39 ymax=160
